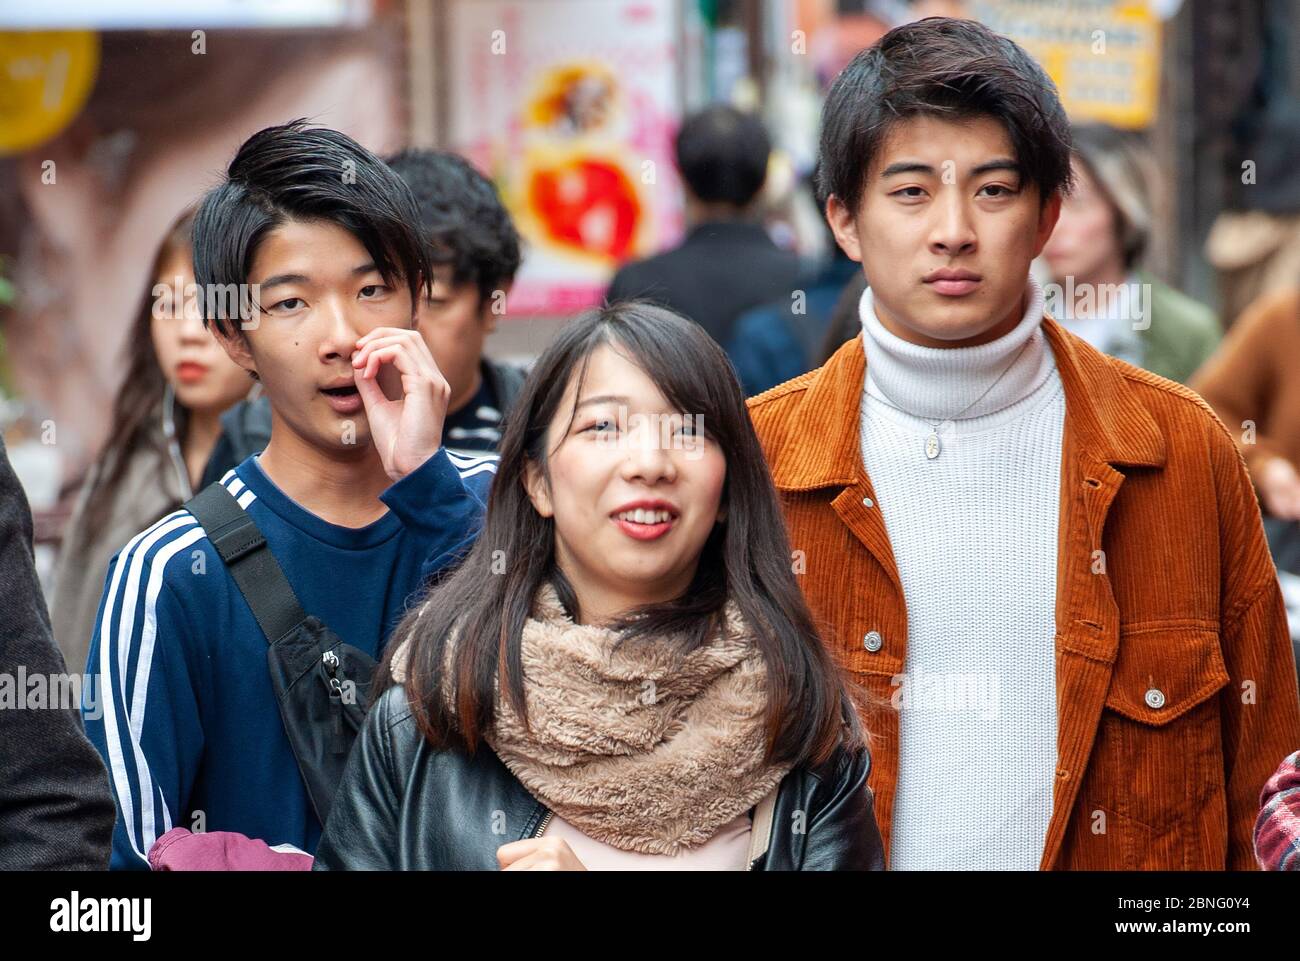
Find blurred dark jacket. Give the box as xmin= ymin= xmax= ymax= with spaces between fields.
xmin=0 ymin=435 xmax=116 ymax=869
xmin=727 ymin=254 xmax=860 ymax=396
xmin=606 ymin=220 xmax=802 ymax=346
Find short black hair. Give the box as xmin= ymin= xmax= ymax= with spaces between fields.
xmin=384 ymin=149 xmax=522 ymax=306
xmin=193 ymin=119 xmax=431 ymax=337
xmin=816 ymin=17 xmax=1073 ymax=214
xmin=674 ymin=105 xmax=771 ymax=207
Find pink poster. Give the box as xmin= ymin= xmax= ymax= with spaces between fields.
xmin=448 ymin=0 xmax=683 ymax=315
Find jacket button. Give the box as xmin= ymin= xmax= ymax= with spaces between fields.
xmin=1144 ymin=688 xmax=1166 ymax=709
xmin=862 ymin=496 xmax=874 ymax=508
xmin=863 ymin=630 xmax=883 ymax=652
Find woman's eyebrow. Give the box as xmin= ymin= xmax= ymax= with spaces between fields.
xmin=574 ymin=394 xmax=629 ymax=410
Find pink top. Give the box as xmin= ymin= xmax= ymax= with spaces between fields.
xmin=543 ymin=812 xmax=753 ymax=870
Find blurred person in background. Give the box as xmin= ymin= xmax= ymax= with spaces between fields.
xmin=51 ymin=209 xmax=256 ymax=673
xmin=1041 ymin=124 xmax=1220 ymax=385
xmin=1192 ymin=287 xmax=1300 ymax=520
xmin=1195 ymin=286 xmax=1300 ymax=679
xmin=386 ymin=149 xmax=527 ymax=455
xmin=606 ymin=105 xmax=801 ymax=349
xmin=816 ymin=271 xmax=871 ymax=367
xmin=726 ymin=182 xmax=862 ymax=397
xmin=1204 ymin=26 xmax=1300 ymax=328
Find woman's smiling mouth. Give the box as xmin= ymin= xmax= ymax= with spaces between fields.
xmin=610 ymin=502 xmax=679 ymax=541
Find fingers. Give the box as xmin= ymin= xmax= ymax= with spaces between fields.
xmin=353 ymin=328 xmax=436 ymax=373
xmin=357 ymin=344 xmax=416 ymax=382
xmin=355 ymin=325 xmax=416 ymax=349
xmin=352 ymin=330 xmax=446 ymax=392
xmin=501 ymin=853 xmax=544 ymax=871
xmin=353 ymin=337 xmax=424 ymax=377
xmin=496 ymin=837 xmax=584 ymax=871
xmin=496 ymin=838 xmax=535 ymax=869
xmin=354 ymin=366 xmax=389 ymax=412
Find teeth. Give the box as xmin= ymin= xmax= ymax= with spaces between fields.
xmin=617 ymin=509 xmax=672 ymax=524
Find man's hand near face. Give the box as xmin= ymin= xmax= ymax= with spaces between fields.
xmin=351 ymin=327 xmax=452 ymax=481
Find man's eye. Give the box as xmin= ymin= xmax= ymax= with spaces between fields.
xmin=360 ymin=284 xmax=390 ymax=298
xmin=979 ymin=184 xmax=1018 ymax=198
xmin=892 ymin=186 xmax=926 ymax=199
xmin=272 ymin=297 xmax=304 ymax=312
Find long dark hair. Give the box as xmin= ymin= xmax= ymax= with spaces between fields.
xmin=379 ymin=300 xmax=864 ymax=769
xmin=80 ymin=209 xmax=196 ymax=545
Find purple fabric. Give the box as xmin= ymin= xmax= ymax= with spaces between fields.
xmin=148 ymin=827 xmax=314 ymax=871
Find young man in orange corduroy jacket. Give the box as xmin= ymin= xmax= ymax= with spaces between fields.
xmin=749 ymin=16 xmax=1300 ymax=870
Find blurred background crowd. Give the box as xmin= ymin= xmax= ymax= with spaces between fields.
xmin=2 ymin=0 xmax=1300 ymax=669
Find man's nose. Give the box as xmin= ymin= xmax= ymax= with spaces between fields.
xmin=317 ymin=296 xmax=361 ymax=361
xmin=930 ymin=194 xmax=977 ymax=256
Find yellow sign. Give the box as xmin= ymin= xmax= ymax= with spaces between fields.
xmin=0 ymin=31 xmax=99 ymax=155
xmin=973 ymin=1 xmax=1160 ymax=129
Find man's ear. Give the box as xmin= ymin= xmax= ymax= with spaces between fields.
xmin=211 ymin=324 xmax=258 ymax=379
xmin=522 ymin=456 xmax=553 ymax=518
xmin=825 ymin=195 xmax=864 ymax=263
xmin=1032 ymin=190 xmax=1063 ymax=257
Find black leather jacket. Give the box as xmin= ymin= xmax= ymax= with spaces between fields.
xmin=314 ymin=686 xmax=886 ymax=871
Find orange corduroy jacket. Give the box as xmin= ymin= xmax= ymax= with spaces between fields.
xmin=748 ymin=318 xmax=1300 ymax=870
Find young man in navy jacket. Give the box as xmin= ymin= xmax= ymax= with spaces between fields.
xmin=83 ymin=121 xmax=496 ymax=869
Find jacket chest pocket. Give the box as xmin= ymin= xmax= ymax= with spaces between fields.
xmin=1088 ymin=625 xmax=1230 ymax=858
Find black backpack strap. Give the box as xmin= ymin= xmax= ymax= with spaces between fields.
xmin=184 ymin=482 xmax=307 ymax=645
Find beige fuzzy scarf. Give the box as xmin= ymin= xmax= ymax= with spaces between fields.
xmin=490 ymin=583 xmax=789 ymax=854
xmin=402 ymin=582 xmax=791 ymax=855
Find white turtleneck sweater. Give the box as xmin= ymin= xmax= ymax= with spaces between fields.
xmin=859 ymin=278 xmax=1062 ymax=871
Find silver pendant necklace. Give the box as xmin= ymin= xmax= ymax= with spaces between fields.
xmin=924 ymin=428 xmax=942 ymax=460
